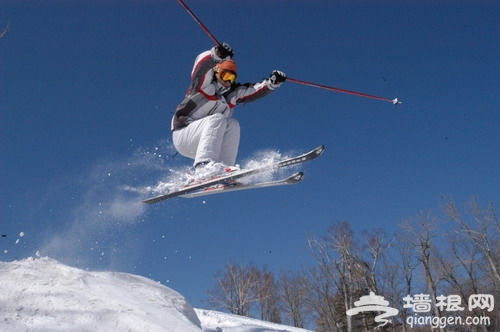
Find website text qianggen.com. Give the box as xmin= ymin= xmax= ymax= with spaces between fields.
xmin=404 ymin=293 xmax=494 ymax=329
xmin=406 ymin=314 xmax=490 ymax=329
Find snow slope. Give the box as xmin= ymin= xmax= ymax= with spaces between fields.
xmin=0 ymin=257 xmax=311 ymax=332
xmin=195 ymin=309 xmax=310 ymax=332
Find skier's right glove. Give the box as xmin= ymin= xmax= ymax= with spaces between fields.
xmin=214 ymin=42 xmax=234 ymax=60
xmin=269 ymin=70 xmax=287 ymax=87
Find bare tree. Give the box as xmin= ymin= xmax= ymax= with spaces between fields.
xmin=443 ymin=199 xmax=500 ymax=331
xmin=255 ymin=267 xmax=281 ymax=323
xmin=208 ymin=263 xmax=260 ymax=316
xmin=307 ymin=264 xmax=351 ymax=332
xmin=443 ymin=199 xmax=500 ymax=284
xmin=437 ymin=231 xmax=489 ymax=332
xmin=307 ymin=237 xmax=342 ymax=331
xmin=401 ymin=212 xmax=445 ymax=332
xmin=280 ymin=271 xmax=309 ymax=328
xmin=393 ymin=231 xmax=419 ymax=332
xmin=308 ymin=221 xmax=375 ymax=331
xmin=361 ymin=228 xmax=392 ymax=294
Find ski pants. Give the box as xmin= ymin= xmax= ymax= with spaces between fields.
xmin=172 ymin=113 xmax=240 ymax=167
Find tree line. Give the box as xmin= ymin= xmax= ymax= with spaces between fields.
xmin=206 ymin=199 xmax=499 ymax=331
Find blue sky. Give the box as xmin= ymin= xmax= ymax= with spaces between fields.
xmin=1 ymin=1 xmax=499 ymax=309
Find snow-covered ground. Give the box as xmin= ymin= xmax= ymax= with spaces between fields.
xmin=0 ymin=257 xmax=312 ymax=332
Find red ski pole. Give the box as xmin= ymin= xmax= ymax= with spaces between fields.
xmin=287 ymin=77 xmax=401 ymax=105
xmin=177 ymin=0 xmax=221 ymax=46
xmin=176 ymin=1 xmax=401 ymax=105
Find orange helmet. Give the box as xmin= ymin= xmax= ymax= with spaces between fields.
xmin=216 ymin=60 xmax=237 ymax=73
xmin=215 ymin=60 xmax=238 ymax=84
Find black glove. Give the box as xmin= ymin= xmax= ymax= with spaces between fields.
xmin=215 ymin=42 xmax=234 ymax=59
xmin=269 ymin=70 xmax=287 ymax=85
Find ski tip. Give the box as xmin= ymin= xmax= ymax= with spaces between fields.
xmin=293 ymin=171 xmax=305 ymax=182
xmin=315 ymin=145 xmax=326 ymax=155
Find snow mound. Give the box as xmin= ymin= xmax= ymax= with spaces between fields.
xmin=0 ymin=258 xmax=312 ymax=332
xmin=0 ymin=257 xmax=201 ymax=331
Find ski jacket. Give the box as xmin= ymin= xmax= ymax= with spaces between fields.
xmin=171 ymin=47 xmax=281 ymax=131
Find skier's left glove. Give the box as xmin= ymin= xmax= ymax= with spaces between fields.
xmin=269 ymin=70 xmax=287 ymax=88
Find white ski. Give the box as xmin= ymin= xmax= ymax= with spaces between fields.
xmin=180 ymin=171 xmax=305 ymax=198
xmin=143 ymin=145 xmax=324 ymax=204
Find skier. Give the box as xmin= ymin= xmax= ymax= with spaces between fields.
xmin=171 ymin=42 xmax=286 ymax=179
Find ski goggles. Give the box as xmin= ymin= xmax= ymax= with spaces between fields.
xmin=219 ymin=70 xmax=237 ymax=84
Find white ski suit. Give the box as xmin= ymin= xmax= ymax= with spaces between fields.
xmin=172 ymin=47 xmax=282 ymax=167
